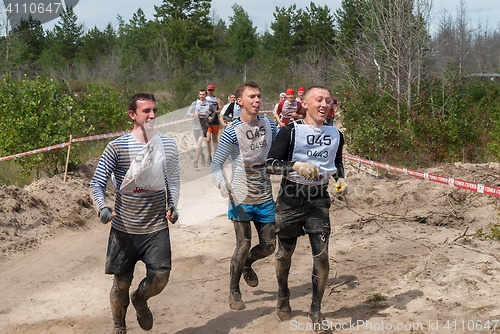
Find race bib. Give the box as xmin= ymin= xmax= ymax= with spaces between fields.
xmin=234 ymin=118 xmax=272 ymax=168
xmin=282 ymin=101 xmax=298 ymax=118
xmin=287 ymin=123 xmax=340 ymax=185
xmin=206 ymin=96 xmax=218 ymax=110
xmin=197 ymin=100 xmax=211 ymax=118
xmin=119 ymin=134 xmax=166 ymax=193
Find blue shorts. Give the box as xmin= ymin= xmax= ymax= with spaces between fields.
xmin=228 ymin=199 xmax=275 ymax=223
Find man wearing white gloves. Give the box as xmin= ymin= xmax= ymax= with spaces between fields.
xmin=266 ymin=85 xmax=346 ymax=333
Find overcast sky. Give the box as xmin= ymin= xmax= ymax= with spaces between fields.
xmin=36 ymin=0 xmax=500 ymax=34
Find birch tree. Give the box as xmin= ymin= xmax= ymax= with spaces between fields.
xmin=358 ymin=0 xmax=432 ymax=127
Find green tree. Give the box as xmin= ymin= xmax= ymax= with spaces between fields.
xmin=153 ymin=0 xmax=215 ymax=65
xmin=53 ymin=6 xmax=84 ymax=62
xmin=0 ymin=74 xmax=129 ymax=175
xmin=39 ymin=6 xmax=83 ymax=69
xmin=77 ymin=25 xmax=116 ymax=65
xmin=263 ymin=6 xmax=297 ymax=58
xmin=12 ymin=16 xmax=46 ymax=65
xmin=228 ymin=4 xmax=257 ymax=80
xmin=336 ymin=0 xmax=366 ymax=48
xmin=296 ymin=3 xmax=336 ymax=53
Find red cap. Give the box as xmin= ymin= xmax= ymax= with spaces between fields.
xmin=207 ymin=84 xmax=215 ymax=90
xmin=298 ymin=87 xmax=305 ymax=92
xmin=286 ymin=88 xmax=294 ymax=95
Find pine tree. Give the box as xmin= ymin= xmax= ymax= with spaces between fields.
xmin=53 ymin=6 xmax=84 ymax=62
xmin=228 ymin=4 xmax=257 ymax=73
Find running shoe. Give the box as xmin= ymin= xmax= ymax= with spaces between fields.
xmin=228 ymin=291 xmax=246 ymax=310
xmin=131 ymin=291 xmax=153 ymax=331
xmin=242 ymin=266 xmax=259 ymax=287
xmin=200 ymin=152 xmax=206 ymax=166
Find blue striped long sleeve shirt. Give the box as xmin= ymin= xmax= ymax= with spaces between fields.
xmin=89 ymin=133 xmax=180 ymax=234
xmin=211 ymin=116 xmax=277 ymax=205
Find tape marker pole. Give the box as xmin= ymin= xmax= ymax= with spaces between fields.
xmin=63 ymin=135 xmax=72 ymax=184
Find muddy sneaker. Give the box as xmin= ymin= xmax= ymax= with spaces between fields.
xmin=228 ymin=291 xmax=246 ymax=310
xmin=242 ymin=266 xmax=259 ymax=287
xmin=200 ymin=152 xmax=206 ymax=166
xmin=131 ymin=291 xmax=153 ymax=331
xmin=308 ymin=311 xmax=327 ymax=333
xmin=276 ymin=294 xmax=292 ymax=321
xmin=113 ymin=324 xmax=127 ymax=334
xmin=193 ymin=160 xmax=198 ymax=168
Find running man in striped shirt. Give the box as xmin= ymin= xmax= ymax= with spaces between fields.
xmin=211 ymin=81 xmax=277 ymax=311
xmin=90 ymin=93 xmax=180 ymax=334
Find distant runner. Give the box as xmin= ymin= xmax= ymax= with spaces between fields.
xmin=186 ymin=89 xmax=216 ymax=168
xmin=276 ymin=88 xmax=303 ymax=127
xmin=206 ymin=84 xmax=223 ymax=163
xmin=220 ymin=94 xmax=242 ymax=126
xmin=296 ymin=87 xmax=305 ymax=103
xmin=273 ymin=92 xmax=286 ymax=130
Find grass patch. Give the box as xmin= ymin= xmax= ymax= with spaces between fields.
xmin=367 ymin=292 xmax=387 ymax=302
xmin=0 ymin=160 xmax=36 ymax=188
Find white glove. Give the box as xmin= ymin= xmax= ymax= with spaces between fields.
xmin=218 ymin=179 xmax=233 ymax=198
xmin=293 ymin=162 xmax=319 ymax=180
xmin=335 ymin=178 xmax=348 ymax=196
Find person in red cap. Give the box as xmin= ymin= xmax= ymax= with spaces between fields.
xmin=296 ymin=87 xmax=305 ymax=103
xmin=275 ymin=88 xmax=302 ymax=127
xmin=206 ymin=84 xmax=223 ymax=163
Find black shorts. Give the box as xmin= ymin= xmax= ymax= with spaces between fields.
xmin=105 ymin=227 xmax=172 ymax=276
xmin=200 ymin=118 xmax=209 ymax=137
xmin=193 ymin=118 xmax=209 ymax=139
xmin=275 ymin=192 xmax=331 ymax=239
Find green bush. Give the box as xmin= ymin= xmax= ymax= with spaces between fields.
xmin=0 ymin=75 xmax=129 ymax=176
xmin=341 ymin=77 xmax=500 ymax=166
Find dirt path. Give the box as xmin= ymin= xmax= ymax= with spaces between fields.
xmin=2 ymin=130 xmax=500 ymax=333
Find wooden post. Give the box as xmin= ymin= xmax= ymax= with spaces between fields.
xmin=63 ymin=135 xmax=72 ymax=184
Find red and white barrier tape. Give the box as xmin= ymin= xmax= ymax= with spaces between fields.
xmin=0 ymin=118 xmax=193 ymax=162
xmin=0 ymin=142 xmax=72 ymax=162
xmin=343 ymin=154 xmax=500 ymax=197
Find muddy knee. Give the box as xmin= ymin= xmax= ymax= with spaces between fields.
xmin=113 ymin=274 xmax=133 ymax=292
xmin=262 ymin=241 xmax=276 ymax=257
xmin=146 ymin=268 xmax=171 ymax=296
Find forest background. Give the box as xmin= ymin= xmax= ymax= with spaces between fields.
xmin=0 ymin=0 xmax=499 ymax=186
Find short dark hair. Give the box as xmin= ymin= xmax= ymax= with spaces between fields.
xmin=200 ymin=89 xmax=207 ymax=94
xmin=129 ymin=93 xmax=155 ymax=113
xmin=234 ymin=81 xmax=260 ymax=99
xmin=303 ymin=86 xmax=329 ymax=102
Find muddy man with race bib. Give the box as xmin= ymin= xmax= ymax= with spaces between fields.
xmin=266 ymin=86 xmax=347 ymax=333
xmin=90 ymin=93 xmax=180 ymax=334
